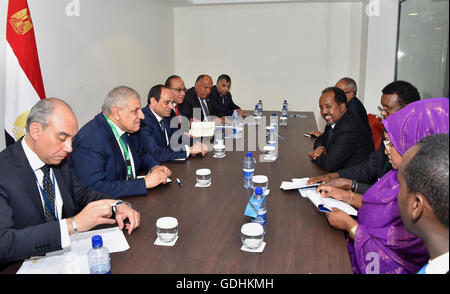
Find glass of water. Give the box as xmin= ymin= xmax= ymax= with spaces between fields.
xmin=196 ymin=168 xmax=211 ymax=186
xmin=241 ymin=223 xmax=264 ymax=250
xmin=252 ymin=175 xmax=268 ymax=194
xmin=213 ymin=144 xmax=225 ymax=158
xmin=156 ymin=217 xmax=178 ymax=243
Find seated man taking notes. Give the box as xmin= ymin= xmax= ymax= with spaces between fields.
xmin=69 ymin=86 xmax=171 ymax=198
xmin=139 ymin=84 xmax=208 ymax=163
xmin=0 ymin=98 xmax=140 ymax=264
xmin=308 ymin=87 xmax=374 ymax=172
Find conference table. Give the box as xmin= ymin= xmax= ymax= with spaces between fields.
xmin=1 ymin=111 xmax=353 ymax=274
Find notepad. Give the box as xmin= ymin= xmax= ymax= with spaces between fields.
xmin=302 ymin=189 xmax=358 ymax=216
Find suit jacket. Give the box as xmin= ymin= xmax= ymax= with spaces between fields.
xmin=181 ymin=87 xmax=223 ymax=121
xmin=139 ymin=106 xmax=188 ymax=163
xmin=313 ymin=111 xmax=374 ymax=172
xmin=210 ymin=85 xmax=241 ymax=117
xmin=0 ymin=139 xmax=107 ymax=264
xmin=348 ymin=97 xmax=371 ymax=135
xmin=69 ymin=113 xmax=159 ymax=198
xmin=336 ymin=143 xmax=391 ymax=194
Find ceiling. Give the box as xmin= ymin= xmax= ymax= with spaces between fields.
xmin=159 ymin=0 xmax=363 ymax=7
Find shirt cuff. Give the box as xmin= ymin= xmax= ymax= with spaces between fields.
xmin=60 ymin=219 xmax=71 ymax=249
xmin=185 ymin=145 xmax=190 ymax=158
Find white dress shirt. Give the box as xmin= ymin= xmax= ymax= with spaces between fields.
xmin=150 ymin=108 xmax=190 ymax=158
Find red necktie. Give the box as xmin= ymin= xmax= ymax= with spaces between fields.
xmin=175 ymin=105 xmax=181 ymax=125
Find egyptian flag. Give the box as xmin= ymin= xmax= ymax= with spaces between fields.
xmin=4 ymin=0 xmax=45 ymax=146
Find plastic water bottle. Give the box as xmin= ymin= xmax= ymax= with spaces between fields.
xmin=232 ymin=116 xmax=240 ymax=139
xmin=215 ymin=126 xmax=223 ymax=145
xmin=251 ymin=187 xmax=267 ymax=234
xmin=283 ymin=99 xmax=289 ymax=111
xmin=268 ymin=127 xmax=277 ymax=147
xmin=88 ymin=235 xmax=111 ymax=274
xmin=280 ymin=106 xmax=288 ymax=126
xmin=253 ymin=104 xmax=261 ymax=125
xmin=243 ymin=152 xmax=256 ymax=188
xmin=270 ymin=113 xmax=278 ymax=132
xmin=257 ymin=100 xmax=263 ymax=116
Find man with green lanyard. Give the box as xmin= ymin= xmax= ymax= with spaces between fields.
xmin=69 ymin=86 xmax=171 ymax=198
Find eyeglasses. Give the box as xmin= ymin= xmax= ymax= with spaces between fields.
xmin=383 ymin=138 xmax=393 ymax=152
xmin=377 ymin=105 xmax=402 ymax=114
xmin=169 ymin=87 xmax=186 ymax=93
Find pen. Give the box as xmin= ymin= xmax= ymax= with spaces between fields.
xmin=176 ymin=178 xmax=182 ymax=188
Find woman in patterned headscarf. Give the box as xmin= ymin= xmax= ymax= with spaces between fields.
xmin=323 ymin=98 xmax=449 ymax=274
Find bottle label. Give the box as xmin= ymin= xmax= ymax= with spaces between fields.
xmin=244 ymin=193 xmax=265 ymax=218
xmin=243 ymin=168 xmax=254 ymax=180
xmin=252 ymin=213 xmax=266 ymax=226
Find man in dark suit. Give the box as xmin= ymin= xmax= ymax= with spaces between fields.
xmin=209 ymin=74 xmax=247 ymax=117
xmin=181 ymin=74 xmax=225 ymax=123
xmin=308 ymin=87 xmax=374 ymax=172
xmin=139 ymin=84 xmax=208 ymax=163
xmin=307 ymin=80 xmax=421 ymax=193
xmin=0 ymin=98 xmax=140 ymax=264
xmin=69 ymin=86 xmax=171 ymax=198
xmin=165 ymin=75 xmax=186 ymax=128
xmin=335 ymin=77 xmax=370 ymax=134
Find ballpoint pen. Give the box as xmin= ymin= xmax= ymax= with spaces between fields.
xmin=176 ymin=178 xmax=182 ymax=188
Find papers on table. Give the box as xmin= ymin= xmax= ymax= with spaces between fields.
xmin=302 ymin=189 xmax=358 ymax=216
xmin=280 ymin=178 xmax=321 ymax=190
xmin=281 ymin=177 xmax=358 ymax=216
xmin=17 ymin=226 xmax=129 ymax=274
xmin=189 ymin=121 xmax=215 ymax=137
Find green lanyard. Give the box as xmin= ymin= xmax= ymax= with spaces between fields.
xmin=103 ymin=114 xmax=133 ymax=179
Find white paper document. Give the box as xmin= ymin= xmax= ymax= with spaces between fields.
xmin=302 ymin=189 xmax=358 ymax=216
xmin=189 ymin=121 xmax=215 ymax=137
xmin=17 ymin=226 xmax=129 ymax=274
xmin=280 ymin=177 xmax=320 ymax=190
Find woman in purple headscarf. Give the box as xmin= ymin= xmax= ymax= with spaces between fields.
xmin=322 ymin=98 xmax=449 ymax=274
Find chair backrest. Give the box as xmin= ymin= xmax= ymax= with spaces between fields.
xmin=368 ymin=113 xmax=384 ymax=150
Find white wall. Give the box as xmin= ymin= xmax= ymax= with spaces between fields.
xmin=359 ymin=0 xmax=399 ymax=114
xmin=0 ymin=0 xmax=174 ymax=149
xmin=174 ymin=2 xmax=363 ymax=130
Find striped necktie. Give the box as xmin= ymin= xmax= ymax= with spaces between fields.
xmin=41 ymin=164 xmax=56 ymax=222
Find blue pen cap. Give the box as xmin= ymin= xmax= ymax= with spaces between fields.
xmin=255 ymin=187 xmax=263 ymax=195
xmin=246 ymin=152 xmax=252 ymax=157
xmin=91 ymin=235 xmax=103 ymax=248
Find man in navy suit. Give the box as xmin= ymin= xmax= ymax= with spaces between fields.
xmin=210 ymin=74 xmax=248 ymax=117
xmin=139 ymin=84 xmax=208 ymax=163
xmin=69 ymin=86 xmax=171 ymax=198
xmin=0 ymin=98 xmax=140 ymax=264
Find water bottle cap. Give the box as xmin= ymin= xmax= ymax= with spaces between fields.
xmin=272 ymin=113 xmax=276 ymax=116
xmin=255 ymin=187 xmax=263 ymax=195
xmin=246 ymin=152 xmax=252 ymax=157
xmin=284 ymin=100 xmax=287 ymax=102
xmin=259 ymin=100 xmax=262 ymax=102
xmin=91 ymin=235 xmax=103 ymax=248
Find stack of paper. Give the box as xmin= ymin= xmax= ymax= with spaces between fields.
xmin=280 ymin=177 xmax=320 ymax=190
xmin=17 ymin=226 xmax=129 ymax=274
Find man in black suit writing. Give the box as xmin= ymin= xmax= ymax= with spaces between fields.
xmin=0 ymin=98 xmax=140 ymax=265
xmin=308 ymin=87 xmax=374 ymax=172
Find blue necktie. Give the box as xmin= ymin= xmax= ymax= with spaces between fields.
xmin=326 ymin=127 xmax=333 ymax=146
xmin=41 ymin=165 xmax=56 ymax=222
